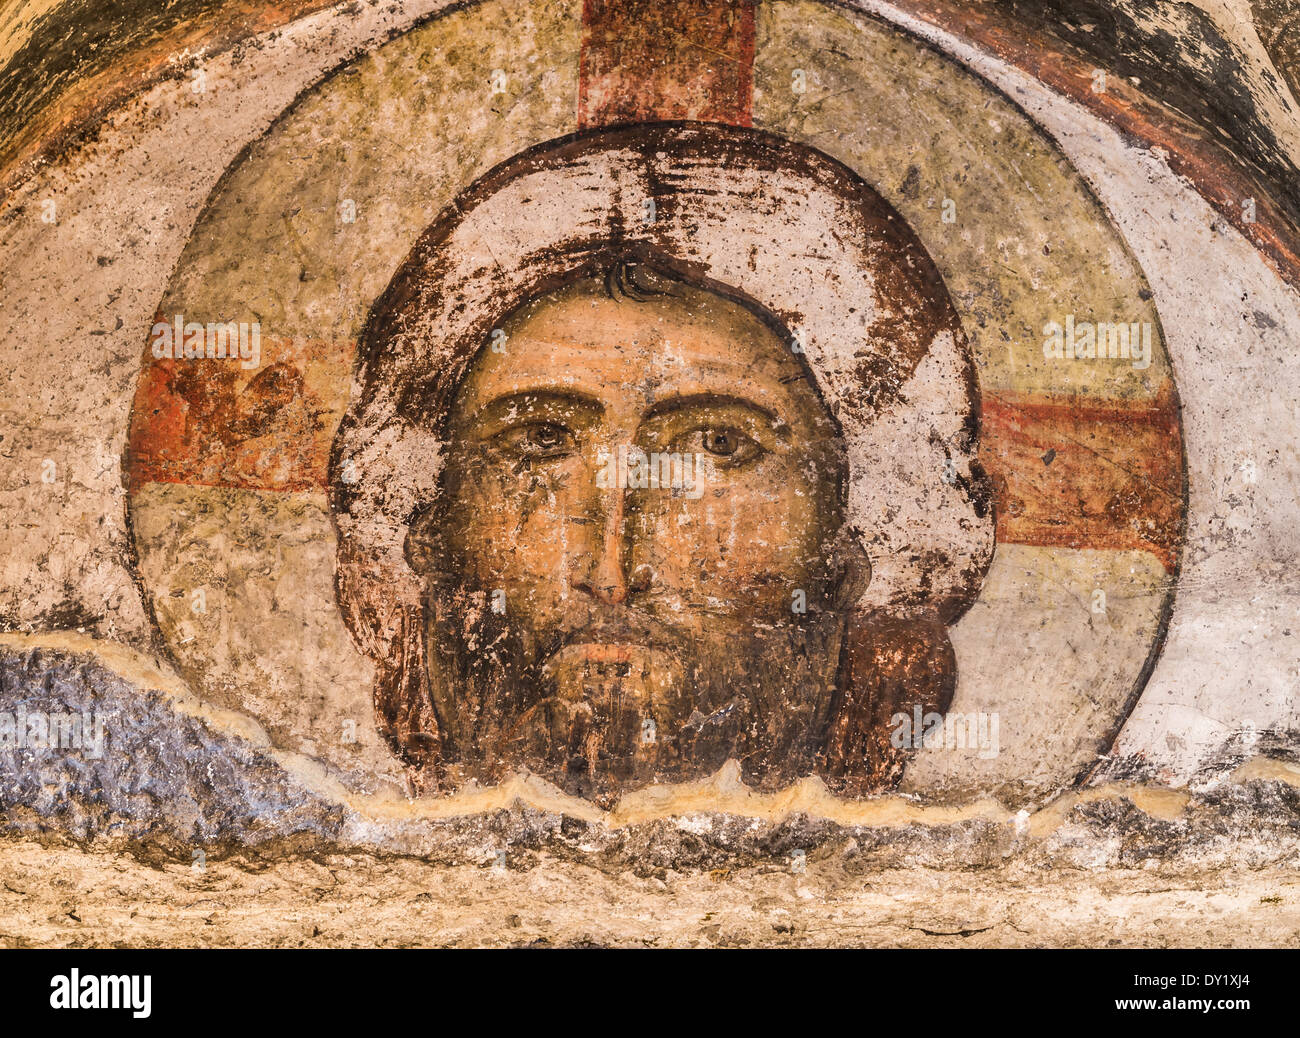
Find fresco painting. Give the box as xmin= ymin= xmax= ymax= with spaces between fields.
xmin=7 ymin=0 xmax=1300 ymax=951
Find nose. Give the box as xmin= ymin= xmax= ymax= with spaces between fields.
xmin=570 ymin=479 xmax=631 ymax=605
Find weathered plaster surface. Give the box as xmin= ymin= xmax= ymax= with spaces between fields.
xmin=1 ymin=0 xmax=1299 ymax=945
xmin=7 ymin=0 xmax=1293 ymax=800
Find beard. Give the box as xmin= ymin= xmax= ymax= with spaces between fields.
xmin=421 ymin=586 xmax=846 ymax=806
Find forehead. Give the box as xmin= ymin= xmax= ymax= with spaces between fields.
xmin=449 ymin=279 xmax=828 ymax=426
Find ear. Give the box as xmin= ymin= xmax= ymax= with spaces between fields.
xmin=403 ymin=505 xmax=446 ymax=580
xmin=830 ymin=527 xmax=872 ymax=612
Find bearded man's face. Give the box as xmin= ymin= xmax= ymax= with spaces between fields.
xmin=407 ymin=272 xmax=857 ymax=804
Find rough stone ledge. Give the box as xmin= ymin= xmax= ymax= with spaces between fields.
xmin=2 ymin=839 xmax=1298 ymax=948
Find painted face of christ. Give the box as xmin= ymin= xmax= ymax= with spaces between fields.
xmin=405 ymin=262 xmax=864 ymax=803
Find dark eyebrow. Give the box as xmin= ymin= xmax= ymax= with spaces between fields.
xmin=465 ymin=389 xmax=605 ymax=428
xmin=643 ymin=392 xmax=782 ymax=425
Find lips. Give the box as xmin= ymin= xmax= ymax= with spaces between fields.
xmin=551 ymin=612 xmax=684 ymax=656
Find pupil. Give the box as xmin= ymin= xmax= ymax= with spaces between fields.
xmin=707 ymin=430 xmax=735 ymax=455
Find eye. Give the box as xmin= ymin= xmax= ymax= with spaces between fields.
xmin=702 ymin=429 xmax=739 ymax=456
xmin=527 ymin=423 xmax=567 ymax=450
xmin=685 ymin=426 xmax=764 ymax=466
xmin=495 ymin=421 xmax=576 ymax=461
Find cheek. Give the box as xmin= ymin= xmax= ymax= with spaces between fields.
xmin=446 ymin=458 xmax=590 ymax=592
xmin=634 ymin=454 xmax=837 ymax=609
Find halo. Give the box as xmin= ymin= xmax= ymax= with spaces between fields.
xmin=125 ymin=0 xmax=1184 ymax=800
